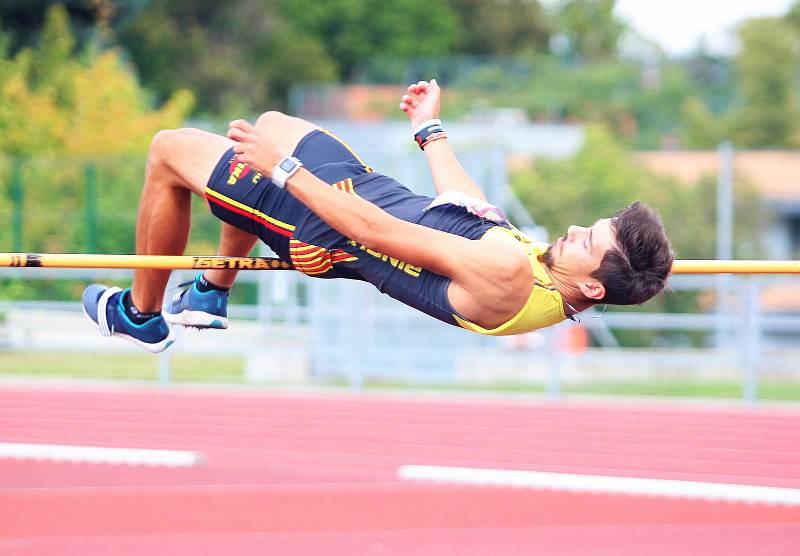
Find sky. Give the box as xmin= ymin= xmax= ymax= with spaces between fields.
xmin=613 ymin=0 xmax=796 ymax=55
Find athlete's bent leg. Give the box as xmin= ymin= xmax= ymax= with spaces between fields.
xmin=82 ymin=128 xmax=239 ymax=351
xmin=200 ymin=112 xmax=315 ymax=288
xmin=201 ymin=223 xmax=259 ymax=289
xmin=252 ymin=111 xmax=318 ymax=154
xmin=132 ymin=128 xmax=239 ymax=311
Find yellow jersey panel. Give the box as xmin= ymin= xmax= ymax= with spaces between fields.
xmin=454 ymin=227 xmax=567 ymax=336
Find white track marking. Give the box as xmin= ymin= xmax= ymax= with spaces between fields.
xmin=397 ymin=465 xmax=800 ymax=507
xmin=0 ymin=442 xmax=204 ymax=467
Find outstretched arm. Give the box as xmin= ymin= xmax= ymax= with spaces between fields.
xmin=226 ymin=119 xmax=497 ymax=285
xmin=400 ymin=80 xmax=487 ymax=201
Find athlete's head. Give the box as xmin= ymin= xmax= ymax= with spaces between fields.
xmin=542 ymin=201 xmax=674 ymax=306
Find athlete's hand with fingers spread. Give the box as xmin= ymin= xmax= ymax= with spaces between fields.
xmin=399 ymin=79 xmax=441 ymax=129
xmin=227 ymin=119 xmax=286 ymax=175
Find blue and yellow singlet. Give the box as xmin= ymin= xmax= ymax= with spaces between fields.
xmin=289 ymin=172 xmax=568 ymax=335
xmin=205 ymin=131 xmax=567 ymax=335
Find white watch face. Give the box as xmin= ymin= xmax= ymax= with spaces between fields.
xmin=279 ymin=158 xmax=297 ymax=172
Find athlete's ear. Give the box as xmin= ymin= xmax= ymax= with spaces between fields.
xmin=578 ymin=280 xmax=605 ymax=301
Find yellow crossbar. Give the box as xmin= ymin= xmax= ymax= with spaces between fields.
xmin=0 ymin=253 xmax=292 ymax=271
xmin=670 ymin=260 xmax=800 ymax=274
xmin=0 ymin=253 xmax=798 ymax=273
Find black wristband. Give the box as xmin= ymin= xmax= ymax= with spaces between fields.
xmin=414 ymin=120 xmax=446 ymax=150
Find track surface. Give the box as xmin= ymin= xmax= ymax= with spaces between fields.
xmin=1 ymin=385 xmax=799 ymax=555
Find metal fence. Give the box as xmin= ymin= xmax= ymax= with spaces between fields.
xmin=2 ymin=264 xmax=799 ymax=404
xmin=2 ymin=144 xmax=799 ymax=402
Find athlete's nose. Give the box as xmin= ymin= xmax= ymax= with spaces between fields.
xmin=567 ymin=225 xmax=585 ymax=241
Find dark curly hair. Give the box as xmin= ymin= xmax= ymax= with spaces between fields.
xmin=590 ymin=201 xmax=674 ymax=305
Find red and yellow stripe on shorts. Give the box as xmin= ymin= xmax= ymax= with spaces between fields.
xmin=289 ymin=240 xmax=357 ymax=276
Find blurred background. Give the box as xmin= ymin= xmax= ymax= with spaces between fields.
xmin=1 ymin=0 xmax=799 ymax=403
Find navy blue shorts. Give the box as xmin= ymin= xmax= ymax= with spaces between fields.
xmin=205 ymin=127 xmax=499 ymax=326
xmin=205 ymin=129 xmax=371 ymax=265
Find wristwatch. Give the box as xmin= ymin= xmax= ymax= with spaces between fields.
xmin=272 ymin=156 xmax=303 ymax=188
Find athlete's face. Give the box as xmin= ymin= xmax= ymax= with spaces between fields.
xmin=542 ymin=218 xmax=616 ymax=301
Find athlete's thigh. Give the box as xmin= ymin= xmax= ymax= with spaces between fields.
xmin=254 ymin=111 xmax=318 ymax=155
xmin=157 ymin=128 xmax=235 ymax=195
xmin=255 ymin=111 xmax=369 ymax=170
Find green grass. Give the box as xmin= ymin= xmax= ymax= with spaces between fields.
xmin=564 ymin=380 xmax=800 ymax=401
xmin=0 ymin=351 xmax=243 ymax=383
xmin=358 ymin=378 xmax=800 ymax=401
xmin=1 ymin=351 xmax=799 ymax=401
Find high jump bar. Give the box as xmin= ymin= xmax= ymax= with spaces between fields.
xmin=0 ymin=253 xmax=799 ymax=274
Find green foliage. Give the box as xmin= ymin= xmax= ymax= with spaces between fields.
xmin=0 ymin=5 xmax=199 ymax=302
xmin=511 ymin=126 xmax=770 ymax=346
xmin=553 ymin=0 xmax=626 ymax=62
xmin=281 ymin=0 xmax=461 ymax=80
xmin=681 ymin=97 xmax=727 ymax=148
xmin=513 ymin=125 xmax=768 ymax=261
xmin=442 ymin=56 xmax=697 ymax=148
xmin=680 ymin=17 xmax=800 ymax=148
xmin=731 ymin=18 xmax=800 ymax=147
xmin=445 ymin=0 xmax=552 ymax=55
xmin=0 ymin=4 xmax=192 ymax=157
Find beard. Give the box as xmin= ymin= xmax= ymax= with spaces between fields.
xmin=541 ymin=243 xmax=555 ymax=268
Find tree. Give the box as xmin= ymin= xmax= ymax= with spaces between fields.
xmin=511 ymin=125 xmax=768 ymax=346
xmin=281 ymin=0 xmax=461 ymax=80
xmin=730 ymin=17 xmax=800 ymax=147
xmin=115 ymin=0 xmax=339 ymax=116
xmin=445 ymin=0 xmax=552 ymax=55
xmin=0 ymin=4 xmax=193 ymax=257
xmin=0 ymin=4 xmax=191 ymax=156
xmin=512 ymin=125 xmax=766 ymax=264
xmin=553 ymin=0 xmax=626 ymax=62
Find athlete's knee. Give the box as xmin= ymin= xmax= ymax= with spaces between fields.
xmin=148 ymin=128 xmax=199 ymax=169
xmin=254 ymin=110 xmax=290 ymax=131
xmin=149 ymin=129 xmax=178 ymax=163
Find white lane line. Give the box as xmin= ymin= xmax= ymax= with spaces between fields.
xmin=397 ymin=465 xmax=800 ymax=507
xmin=0 ymin=442 xmax=205 ymax=467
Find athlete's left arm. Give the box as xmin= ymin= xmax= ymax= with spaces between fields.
xmin=400 ymin=80 xmax=488 ymax=201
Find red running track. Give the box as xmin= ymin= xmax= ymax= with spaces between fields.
xmin=1 ymin=385 xmax=800 ymax=555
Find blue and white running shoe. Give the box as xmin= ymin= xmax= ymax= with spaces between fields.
xmin=82 ymin=285 xmax=175 ymax=353
xmin=163 ymin=274 xmax=229 ymax=329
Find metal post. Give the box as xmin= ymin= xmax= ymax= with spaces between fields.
xmin=157 ymin=271 xmax=184 ymax=386
xmin=546 ymin=326 xmax=562 ymax=399
xmin=157 ymin=348 xmax=173 ymax=387
xmin=84 ymin=164 xmax=97 ymax=252
xmin=12 ymin=158 xmax=23 ymax=252
xmin=715 ymin=141 xmax=734 ymax=349
xmin=743 ymin=276 xmax=761 ymax=405
xmin=346 ymin=283 xmax=363 ymax=392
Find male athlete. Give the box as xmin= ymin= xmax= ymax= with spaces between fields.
xmin=83 ymin=79 xmax=674 ymax=352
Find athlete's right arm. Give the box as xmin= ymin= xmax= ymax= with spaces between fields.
xmin=400 ymin=80 xmax=487 ymax=201
xmin=227 ymin=118 xmax=525 ymax=300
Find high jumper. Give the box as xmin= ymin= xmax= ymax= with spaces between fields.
xmin=81 ymin=79 xmax=674 ymax=352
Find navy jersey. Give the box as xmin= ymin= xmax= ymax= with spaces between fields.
xmin=205 ymin=130 xmax=503 ymax=327
xmin=294 ymin=171 xmax=501 ymax=325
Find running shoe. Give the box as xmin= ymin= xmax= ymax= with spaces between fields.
xmin=163 ymin=274 xmax=229 ymax=329
xmin=82 ymin=285 xmax=175 ymax=353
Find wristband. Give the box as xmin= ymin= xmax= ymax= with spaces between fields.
xmin=272 ymin=156 xmax=303 ymax=189
xmin=413 ymin=118 xmax=442 ymax=135
xmin=414 ymin=119 xmax=447 ymax=150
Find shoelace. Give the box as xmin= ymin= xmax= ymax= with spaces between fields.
xmin=170 ymin=279 xmax=195 ymax=305
xmin=97 ymin=286 xmax=123 ymax=336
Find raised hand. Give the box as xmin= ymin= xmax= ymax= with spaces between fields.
xmin=227 ymin=119 xmax=285 ymax=174
xmin=399 ymin=79 xmax=442 ymax=129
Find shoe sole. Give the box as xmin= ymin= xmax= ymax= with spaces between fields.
xmin=82 ymin=306 xmax=176 ymax=354
xmin=163 ymin=309 xmax=229 ymax=330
